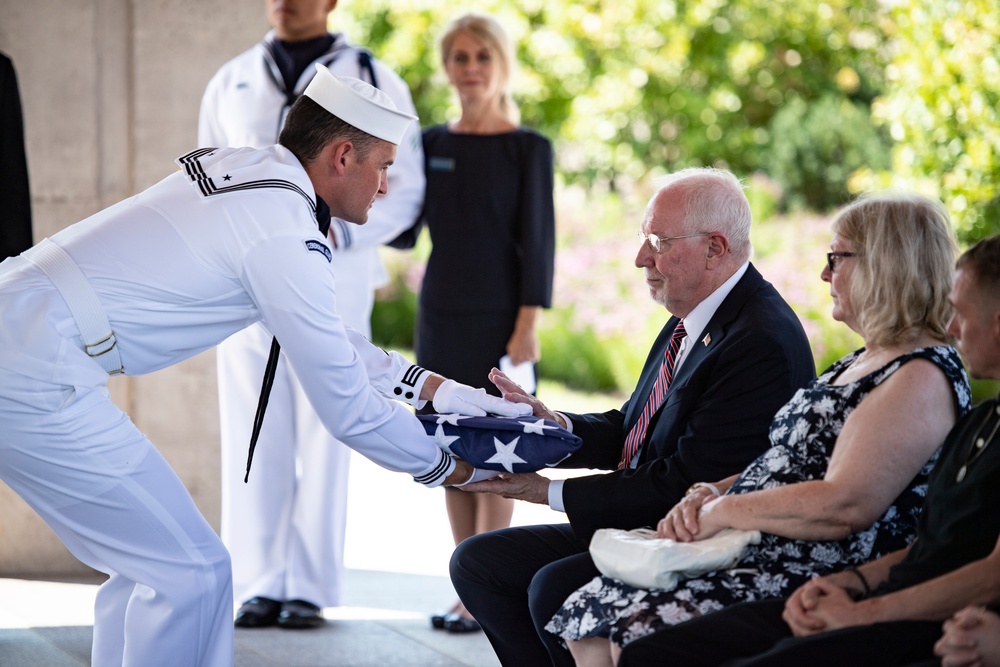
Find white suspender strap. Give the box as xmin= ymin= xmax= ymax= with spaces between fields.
xmin=22 ymin=238 xmax=125 ymax=375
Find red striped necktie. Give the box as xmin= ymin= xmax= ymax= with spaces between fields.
xmin=619 ymin=321 xmax=687 ymax=469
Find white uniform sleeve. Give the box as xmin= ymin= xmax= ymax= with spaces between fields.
xmin=240 ymin=233 xmax=453 ymax=487
xmin=343 ymin=326 xmax=431 ymax=409
xmin=328 ymin=64 xmax=424 ymax=251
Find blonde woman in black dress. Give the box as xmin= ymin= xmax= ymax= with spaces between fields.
xmin=418 ymin=13 xmax=556 ymax=633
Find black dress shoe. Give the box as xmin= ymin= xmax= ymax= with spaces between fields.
xmin=443 ymin=612 xmax=481 ymax=634
xmin=234 ymin=597 xmax=282 ymax=628
xmin=277 ymin=599 xmax=324 ymax=629
xmin=430 ymin=612 xmax=448 ymax=629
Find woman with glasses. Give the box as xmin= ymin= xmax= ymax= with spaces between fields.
xmin=413 ymin=13 xmax=556 ymax=633
xmin=545 ymin=193 xmax=972 ymax=667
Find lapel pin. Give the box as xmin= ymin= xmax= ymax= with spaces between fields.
xmin=702 ymin=333 xmax=712 ymax=346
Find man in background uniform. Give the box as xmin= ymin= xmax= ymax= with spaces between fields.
xmin=198 ymin=0 xmax=424 ymax=629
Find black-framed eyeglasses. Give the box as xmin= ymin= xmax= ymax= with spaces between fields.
xmin=637 ymin=229 xmax=711 ymax=254
xmin=826 ymin=251 xmax=857 ymax=272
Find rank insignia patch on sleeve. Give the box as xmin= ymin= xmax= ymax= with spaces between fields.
xmin=304 ymin=239 xmax=332 ymax=262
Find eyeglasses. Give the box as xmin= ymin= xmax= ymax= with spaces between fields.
xmin=826 ymin=251 xmax=857 ymax=272
xmin=637 ymin=229 xmax=711 ymax=254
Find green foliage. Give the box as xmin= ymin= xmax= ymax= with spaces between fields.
xmin=335 ymin=0 xmax=888 ymax=197
xmin=971 ymin=379 xmax=1000 ymax=405
xmin=537 ymin=314 xmax=621 ymax=392
xmin=766 ymin=93 xmax=892 ymax=211
xmin=370 ymin=273 xmax=418 ymax=349
xmin=355 ymin=0 xmax=1000 ymax=394
xmin=852 ymin=0 xmax=1000 ymax=243
xmin=336 ymin=0 xmax=999 ymax=241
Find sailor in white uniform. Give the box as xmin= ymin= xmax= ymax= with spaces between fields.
xmin=198 ymin=1 xmax=425 ymax=627
xmin=0 ymin=67 xmax=518 ymax=667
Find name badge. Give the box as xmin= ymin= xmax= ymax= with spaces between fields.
xmin=428 ymin=156 xmax=456 ymax=172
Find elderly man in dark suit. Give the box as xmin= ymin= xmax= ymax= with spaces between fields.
xmin=452 ymin=166 xmax=816 ymax=667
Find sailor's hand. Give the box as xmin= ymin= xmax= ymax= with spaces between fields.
xmin=432 ymin=379 xmax=532 ymax=418
xmin=449 ymin=465 xmax=500 ymax=487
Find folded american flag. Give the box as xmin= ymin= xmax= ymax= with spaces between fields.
xmin=416 ymin=414 xmax=584 ymax=473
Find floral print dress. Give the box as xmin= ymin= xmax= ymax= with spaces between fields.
xmin=545 ymin=346 xmax=970 ymax=647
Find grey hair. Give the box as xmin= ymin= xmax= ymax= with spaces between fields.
xmin=660 ymin=167 xmax=753 ymax=263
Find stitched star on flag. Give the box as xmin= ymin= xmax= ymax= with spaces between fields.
xmin=485 ymin=436 xmax=526 ymax=473
xmin=519 ymin=419 xmax=558 ymax=435
xmin=431 ymin=425 xmax=461 ymax=454
xmin=436 ymin=413 xmax=472 ymax=426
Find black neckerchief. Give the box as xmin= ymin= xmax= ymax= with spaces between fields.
xmin=245 ymin=194 xmax=332 ymax=482
xmin=271 ymin=34 xmax=335 ymax=97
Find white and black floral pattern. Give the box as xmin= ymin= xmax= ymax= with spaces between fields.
xmin=545 ymin=346 xmax=970 ymax=647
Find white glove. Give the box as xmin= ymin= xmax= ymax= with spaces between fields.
xmin=453 ymin=467 xmax=499 ymax=486
xmin=432 ymin=379 xmax=533 ymax=418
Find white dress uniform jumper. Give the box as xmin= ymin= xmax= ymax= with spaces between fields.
xmin=198 ymin=31 xmax=425 ymax=610
xmin=0 ymin=144 xmax=449 ymax=667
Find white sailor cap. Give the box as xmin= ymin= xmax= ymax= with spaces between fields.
xmin=303 ymin=64 xmax=416 ymax=145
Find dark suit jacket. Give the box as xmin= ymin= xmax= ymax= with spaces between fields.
xmin=561 ymin=263 xmax=815 ymax=540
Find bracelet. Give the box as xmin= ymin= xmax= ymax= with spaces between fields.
xmin=846 ymin=567 xmax=871 ymax=598
xmin=686 ymin=482 xmax=722 ymax=497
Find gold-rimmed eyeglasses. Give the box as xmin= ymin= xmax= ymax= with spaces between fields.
xmin=637 ymin=229 xmax=711 ymax=254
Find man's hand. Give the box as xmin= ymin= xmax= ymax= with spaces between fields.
xmin=488 ymin=368 xmax=564 ymax=426
xmin=783 ymin=577 xmax=865 ymax=637
xmin=460 ymin=471 xmax=549 ymax=505
xmin=441 ymin=459 xmax=500 ymax=487
xmin=431 ymin=378 xmax=532 ymax=418
xmin=936 ymin=606 xmax=1000 ymax=667
xmin=782 ymin=578 xmax=833 ymax=636
xmin=442 ymin=459 xmax=475 ymax=487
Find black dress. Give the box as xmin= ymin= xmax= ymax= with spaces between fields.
xmin=416 ymin=126 xmax=555 ymax=394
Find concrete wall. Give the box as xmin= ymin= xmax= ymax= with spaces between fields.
xmin=0 ymin=0 xmax=266 ymax=575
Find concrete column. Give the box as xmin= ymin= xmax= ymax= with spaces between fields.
xmin=0 ymin=0 xmax=265 ymax=576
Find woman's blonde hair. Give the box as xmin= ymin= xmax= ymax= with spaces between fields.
xmin=832 ymin=193 xmax=957 ymax=346
xmin=439 ymin=13 xmax=520 ymax=124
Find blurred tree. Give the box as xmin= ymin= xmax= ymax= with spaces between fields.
xmin=352 ymin=0 xmax=1000 ymax=391
xmin=767 ymin=93 xmax=892 ymax=211
xmin=853 ymin=0 xmax=1000 ymax=242
xmin=336 ymin=0 xmax=887 ymax=198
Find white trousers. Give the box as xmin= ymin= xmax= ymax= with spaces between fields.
xmin=0 ymin=367 xmax=234 ymax=667
xmin=218 ymin=249 xmax=377 ymax=607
